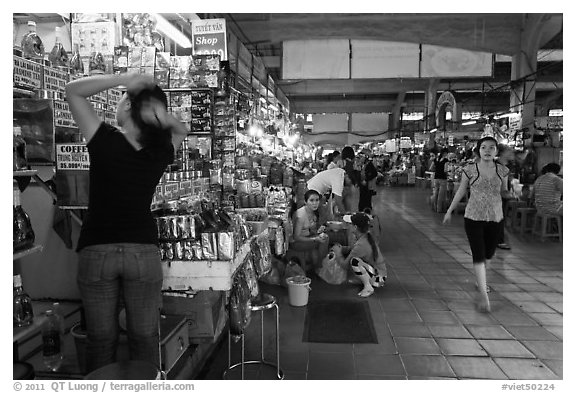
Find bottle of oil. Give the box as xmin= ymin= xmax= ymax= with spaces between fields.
xmin=70 ymin=44 xmax=84 ymax=76
xmin=13 ymin=126 xmax=27 ymax=171
xmin=48 ymin=26 xmax=68 ymax=68
xmin=13 ymin=274 xmax=34 ymax=327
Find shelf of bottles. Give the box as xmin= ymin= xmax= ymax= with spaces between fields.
xmin=13 ymin=170 xmax=38 ymax=177
xmin=13 ymin=245 xmax=44 ymax=261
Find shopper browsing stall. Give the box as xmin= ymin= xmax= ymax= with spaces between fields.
xmin=358 ymin=150 xmax=378 ymax=212
xmin=306 ymin=165 xmax=348 ymax=217
xmin=66 ymin=73 xmax=188 ymax=372
xmin=431 ymin=148 xmax=449 ymax=212
xmin=327 ymin=150 xmax=341 ymax=170
xmin=443 ymin=136 xmax=511 ymax=313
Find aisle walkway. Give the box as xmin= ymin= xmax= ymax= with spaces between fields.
xmin=202 ymin=186 xmax=563 ymax=380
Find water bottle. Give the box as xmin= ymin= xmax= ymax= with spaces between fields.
xmin=42 ymin=309 xmax=63 ymax=371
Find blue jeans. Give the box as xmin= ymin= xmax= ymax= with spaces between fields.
xmin=77 ymin=243 xmax=163 ymax=372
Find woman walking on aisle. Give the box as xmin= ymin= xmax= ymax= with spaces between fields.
xmin=66 ymin=73 xmax=188 ymax=372
xmin=443 ymin=136 xmax=510 ymax=312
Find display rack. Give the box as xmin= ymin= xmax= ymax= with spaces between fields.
xmin=13 ymin=245 xmax=43 ymax=261
xmin=13 ymin=169 xmax=38 ymax=177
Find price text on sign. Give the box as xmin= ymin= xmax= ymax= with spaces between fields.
xmin=56 ymin=144 xmax=90 ymax=171
xmin=192 ymin=18 xmax=227 ymax=61
xmin=13 ymin=55 xmax=42 ymax=89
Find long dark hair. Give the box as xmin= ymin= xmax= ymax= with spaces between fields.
xmin=128 ymin=86 xmax=171 ymax=153
xmin=355 ymin=219 xmax=379 ymax=262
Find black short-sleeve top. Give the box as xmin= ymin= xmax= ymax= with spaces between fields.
xmin=76 ymin=123 xmax=174 ymax=251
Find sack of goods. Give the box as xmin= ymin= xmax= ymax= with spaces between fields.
xmin=317 ymin=246 xmax=348 ymax=285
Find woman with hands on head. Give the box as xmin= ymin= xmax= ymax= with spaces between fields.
xmin=443 ymin=136 xmax=512 ymax=313
xmin=65 ymin=73 xmax=188 ymax=372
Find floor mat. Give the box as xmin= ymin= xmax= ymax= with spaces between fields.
xmin=302 ymin=299 xmax=378 ymax=343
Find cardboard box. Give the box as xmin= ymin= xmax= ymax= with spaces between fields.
xmin=162 ymin=291 xmax=226 ymax=342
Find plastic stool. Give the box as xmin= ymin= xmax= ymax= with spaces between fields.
xmin=513 ymin=207 xmax=537 ymax=233
xmin=532 ymin=212 xmax=562 ymax=242
xmin=505 ymin=200 xmax=527 ymax=227
xmin=223 ymin=293 xmax=284 ymax=380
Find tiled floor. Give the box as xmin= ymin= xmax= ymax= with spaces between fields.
xmin=202 ymin=186 xmax=563 ymax=380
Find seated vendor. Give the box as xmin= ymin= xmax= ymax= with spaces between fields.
xmin=290 ymin=190 xmax=330 ymax=270
xmin=533 ymin=163 xmax=563 ymax=216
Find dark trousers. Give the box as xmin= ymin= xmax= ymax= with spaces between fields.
xmin=358 ymin=184 xmax=373 ymax=212
xmin=77 ymin=243 xmax=162 ymax=372
xmin=464 ymin=218 xmax=501 ymax=263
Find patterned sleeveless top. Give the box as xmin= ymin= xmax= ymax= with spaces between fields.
xmin=463 ymin=162 xmax=509 ymax=222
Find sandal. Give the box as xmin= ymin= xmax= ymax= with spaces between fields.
xmin=475 ymin=283 xmax=492 ymax=293
xmin=358 ymin=287 xmax=375 ymax=297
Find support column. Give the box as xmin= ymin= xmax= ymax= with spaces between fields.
xmin=391 ymin=91 xmax=406 ymax=138
xmin=510 ymin=14 xmax=560 ymax=136
xmin=424 ymin=79 xmax=439 ymax=131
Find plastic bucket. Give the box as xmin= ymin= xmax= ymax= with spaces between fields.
xmin=71 ymin=323 xmax=87 ymax=375
xmin=286 ymin=275 xmax=312 ymax=307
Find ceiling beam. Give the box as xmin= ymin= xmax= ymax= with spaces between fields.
xmin=225 ymin=13 xmax=540 ymax=55
xmin=278 ymin=79 xmax=562 ymax=97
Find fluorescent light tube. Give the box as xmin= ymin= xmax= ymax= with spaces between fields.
xmin=462 ymin=120 xmax=476 ymax=126
xmin=152 ymin=13 xmax=192 ymax=48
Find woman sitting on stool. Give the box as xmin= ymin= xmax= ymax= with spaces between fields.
xmin=290 ymin=190 xmax=329 ymax=270
xmin=333 ymin=212 xmax=387 ymax=297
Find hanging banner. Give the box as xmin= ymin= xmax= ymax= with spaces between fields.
xmin=191 ymin=18 xmax=227 ymax=61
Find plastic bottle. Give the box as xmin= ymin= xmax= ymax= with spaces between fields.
xmin=42 ymin=309 xmax=63 ymax=371
xmin=13 ymin=275 xmax=34 ymax=327
xmin=48 ymin=26 xmax=68 ymax=68
xmin=69 ymin=44 xmax=84 ymax=76
xmin=13 ymin=126 xmax=27 ymax=171
xmin=21 ymin=21 xmax=45 ymax=62
xmin=13 ymin=181 xmax=35 ymax=251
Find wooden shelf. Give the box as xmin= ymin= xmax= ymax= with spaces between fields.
xmin=13 ymin=170 xmax=38 ymax=177
xmin=13 ymin=244 xmax=43 ymax=260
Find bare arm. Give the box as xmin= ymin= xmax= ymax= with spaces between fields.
xmin=66 ymin=74 xmax=142 ymax=143
xmin=443 ymin=175 xmax=470 ymax=223
xmin=333 ymin=194 xmax=346 ymax=214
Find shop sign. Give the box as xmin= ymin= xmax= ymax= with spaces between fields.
xmin=13 ymin=55 xmax=42 ymax=90
xmin=43 ymin=66 xmax=69 ymax=94
xmin=400 ymin=137 xmax=412 ymax=149
xmin=56 ymin=144 xmax=90 ymax=171
xmin=508 ymin=113 xmax=522 ymax=132
xmin=53 ymin=100 xmax=77 ymax=128
xmin=448 ymin=135 xmax=454 ymax=146
xmin=547 ymin=116 xmax=563 ymax=130
xmin=192 ymin=19 xmax=227 ymax=61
